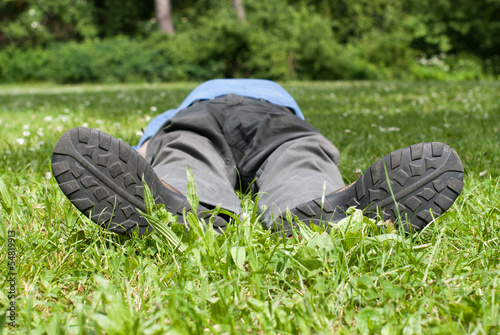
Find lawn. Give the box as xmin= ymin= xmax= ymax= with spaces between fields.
xmin=1 ymin=81 xmax=499 ymax=334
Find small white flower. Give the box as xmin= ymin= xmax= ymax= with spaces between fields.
xmin=29 ymin=9 xmax=36 ymax=16
xmin=23 ymin=124 xmax=29 ymax=130
xmin=82 ymin=122 xmax=89 ymax=127
xmin=135 ymin=131 xmax=143 ymax=136
xmin=16 ymin=138 xmax=25 ymax=145
xmin=63 ymin=108 xmax=70 ymax=113
xmin=150 ymin=106 xmax=157 ymax=112
xmin=145 ymin=115 xmax=151 ymax=122
xmin=5 ymin=150 xmax=11 ymax=155
xmin=45 ymin=172 xmax=52 ymax=180
xmin=31 ymin=21 xmax=39 ymax=29
xmin=387 ymin=127 xmax=400 ymax=132
xmin=44 ymin=116 xmax=53 ymax=123
xmin=113 ymin=122 xmax=120 ymax=128
xmin=23 ymin=131 xmax=31 ymax=137
xmin=344 ymin=129 xmax=351 ymax=133
xmin=37 ymin=128 xmax=44 ymax=136
xmin=96 ymin=119 xmax=102 ymax=124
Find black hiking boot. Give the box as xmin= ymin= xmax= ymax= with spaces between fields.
xmin=283 ymin=142 xmax=464 ymax=235
xmin=51 ymin=127 xmax=227 ymax=235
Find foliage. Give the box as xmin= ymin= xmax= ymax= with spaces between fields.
xmin=0 ymin=0 xmax=499 ymax=82
xmin=405 ymin=0 xmax=500 ymax=58
xmin=0 ymin=0 xmax=98 ymax=46
xmin=0 ymin=5 xmax=386 ymax=83
xmin=410 ymin=53 xmax=493 ymax=80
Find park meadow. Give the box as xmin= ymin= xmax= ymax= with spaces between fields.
xmin=0 ymin=80 xmax=499 ymax=334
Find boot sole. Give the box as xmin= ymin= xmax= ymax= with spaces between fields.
xmin=52 ymin=127 xmax=226 ymax=235
xmin=286 ymin=142 xmax=464 ymax=234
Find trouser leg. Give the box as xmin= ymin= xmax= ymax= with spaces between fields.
xmin=255 ymin=133 xmax=345 ymax=230
xmin=144 ymin=104 xmax=242 ymax=215
xmin=144 ymin=94 xmax=345 ymax=228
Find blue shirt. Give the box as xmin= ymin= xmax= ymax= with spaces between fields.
xmin=135 ymin=79 xmax=304 ymax=149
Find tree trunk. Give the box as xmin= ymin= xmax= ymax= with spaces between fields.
xmin=155 ymin=0 xmax=174 ymax=36
xmin=232 ymin=0 xmax=247 ymax=23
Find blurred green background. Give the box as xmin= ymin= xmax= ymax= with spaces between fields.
xmin=1 ymin=0 xmax=499 ymax=83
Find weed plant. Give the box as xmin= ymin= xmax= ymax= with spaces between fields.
xmin=0 ymin=81 xmax=499 ymax=333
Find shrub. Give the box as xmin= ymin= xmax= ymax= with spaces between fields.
xmin=410 ymin=53 xmax=494 ymax=80
xmin=0 ymin=0 xmax=497 ymax=83
xmin=0 ymin=46 xmax=51 ymax=82
xmin=354 ymin=29 xmax=416 ymax=79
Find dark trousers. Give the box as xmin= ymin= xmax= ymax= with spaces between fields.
xmin=145 ymin=94 xmax=344 ymax=229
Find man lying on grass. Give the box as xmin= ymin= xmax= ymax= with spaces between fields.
xmin=51 ymin=79 xmax=464 ymax=236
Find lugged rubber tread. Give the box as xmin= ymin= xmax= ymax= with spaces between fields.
xmin=391 ymin=149 xmax=402 ymax=169
xmin=432 ymin=142 xmax=444 ymax=157
xmin=284 ymin=142 xmax=464 ymax=235
xmin=409 ymin=163 xmax=421 ymax=177
xmin=78 ymin=127 xmax=90 ymax=144
xmin=52 ymin=127 xmax=227 ymax=235
xmin=52 ymin=161 xmax=70 ymax=177
xmin=71 ymin=163 xmax=85 ymax=178
xmin=411 ymin=143 xmax=423 ymax=160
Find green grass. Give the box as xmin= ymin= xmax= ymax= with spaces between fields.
xmin=0 ymin=81 xmax=500 ymax=334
